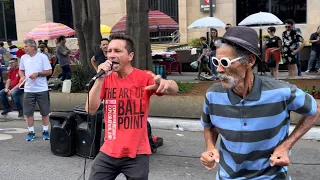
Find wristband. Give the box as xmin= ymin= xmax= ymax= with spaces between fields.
xmin=38 ymin=72 xmax=41 ymax=77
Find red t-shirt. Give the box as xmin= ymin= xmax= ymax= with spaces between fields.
xmin=100 ymin=68 xmax=160 ymax=158
xmin=8 ymin=68 xmax=20 ymax=88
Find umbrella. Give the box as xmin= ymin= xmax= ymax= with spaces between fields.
xmin=187 ymin=17 xmax=226 ymax=29
xmin=100 ymin=24 xmax=111 ymax=34
xmin=238 ymin=12 xmax=283 ymax=26
xmin=111 ymin=10 xmax=179 ymax=33
xmin=238 ymin=12 xmax=283 ymax=75
xmin=25 ymin=22 xmax=76 ymax=40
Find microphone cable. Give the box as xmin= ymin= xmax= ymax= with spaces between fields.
xmin=80 ymin=61 xmax=112 ymax=180
xmin=78 ymin=79 xmax=99 ymax=180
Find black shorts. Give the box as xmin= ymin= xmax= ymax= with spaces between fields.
xmin=89 ymin=152 xmax=150 ymax=180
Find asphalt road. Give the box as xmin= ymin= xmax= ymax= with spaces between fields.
xmin=0 ymin=120 xmax=320 ymax=180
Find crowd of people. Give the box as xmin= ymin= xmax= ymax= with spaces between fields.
xmin=196 ymin=19 xmax=320 ymax=81
xmin=0 ymin=20 xmax=319 ymax=179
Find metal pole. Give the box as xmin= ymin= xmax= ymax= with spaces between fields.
xmin=209 ymin=0 xmax=213 ymax=42
xmin=2 ymin=2 xmax=7 ymax=40
xmin=209 ymin=0 xmax=213 ymax=17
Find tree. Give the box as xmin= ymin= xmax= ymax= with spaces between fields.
xmin=126 ymin=0 xmax=153 ymax=71
xmin=71 ymin=0 xmax=102 ymax=78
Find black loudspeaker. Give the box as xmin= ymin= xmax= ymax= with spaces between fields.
xmin=49 ymin=112 xmax=76 ymax=157
xmin=74 ymin=104 xmax=103 ymax=159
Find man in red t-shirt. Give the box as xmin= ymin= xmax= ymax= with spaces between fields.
xmin=86 ymin=34 xmax=179 ymax=180
xmin=0 ymin=58 xmax=24 ymax=117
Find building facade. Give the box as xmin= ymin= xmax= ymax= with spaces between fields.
xmin=11 ymin=0 xmax=320 ymax=44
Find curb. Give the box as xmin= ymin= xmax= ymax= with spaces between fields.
xmin=1 ymin=112 xmax=320 ymax=140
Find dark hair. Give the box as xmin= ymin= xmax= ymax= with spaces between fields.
xmin=101 ymin=38 xmax=109 ymax=42
xmin=285 ymin=19 xmax=295 ymax=25
xmin=39 ymin=43 xmax=47 ymax=48
xmin=9 ymin=58 xmax=17 ymax=61
xmin=200 ymin=37 xmax=206 ymax=41
xmin=0 ymin=42 xmax=3 ymax=46
xmin=317 ymin=26 xmax=320 ymax=30
xmin=267 ymin=26 xmax=276 ymax=32
xmin=57 ymin=36 xmax=66 ymax=43
xmin=6 ymin=39 xmax=11 ymax=43
xmin=211 ymin=28 xmax=218 ymax=36
xmin=226 ymin=23 xmax=232 ymax=26
xmin=109 ymin=34 xmax=134 ymax=53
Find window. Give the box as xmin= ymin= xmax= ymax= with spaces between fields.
xmin=0 ymin=0 xmax=17 ymax=41
xmin=236 ymin=0 xmax=307 ymax=25
xmin=148 ymin=0 xmax=179 ymax=43
xmin=52 ymin=0 xmax=73 ymax=29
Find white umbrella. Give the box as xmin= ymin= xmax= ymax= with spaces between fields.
xmin=238 ymin=12 xmax=283 ymax=26
xmin=238 ymin=12 xmax=283 ymax=76
xmin=188 ymin=17 xmax=226 ymax=29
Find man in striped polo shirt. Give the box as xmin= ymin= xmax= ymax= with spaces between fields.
xmin=200 ymin=26 xmax=320 ymax=180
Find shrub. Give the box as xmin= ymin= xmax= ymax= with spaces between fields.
xmin=71 ymin=62 xmax=89 ymax=92
xmin=176 ymin=81 xmax=195 ymax=94
xmin=188 ymin=38 xmax=201 ymax=48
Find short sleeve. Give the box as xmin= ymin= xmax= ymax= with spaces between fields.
xmin=201 ymin=94 xmax=214 ymax=127
xmin=19 ymin=56 xmax=25 ymax=70
xmin=8 ymin=70 xmax=12 ymax=80
xmin=277 ymin=36 xmax=282 ymax=42
xmin=296 ymin=34 xmax=304 ymax=42
xmin=287 ymin=84 xmax=317 ymax=116
xmin=42 ymin=54 xmax=52 ymax=70
xmin=57 ymin=46 xmax=66 ymax=55
xmin=310 ymin=34 xmax=317 ymax=41
xmin=100 ymin=79 xmax=106 ymax=100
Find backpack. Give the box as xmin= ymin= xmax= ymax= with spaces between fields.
xmin=147 ymin=121 xmax=163 ymax=153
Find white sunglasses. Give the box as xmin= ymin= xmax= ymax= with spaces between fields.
xmin=212 ymin=56 xmax=243 ymax=68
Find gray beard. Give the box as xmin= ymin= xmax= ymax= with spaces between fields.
xmin=217 ymin=73 xmax=238 ymax=89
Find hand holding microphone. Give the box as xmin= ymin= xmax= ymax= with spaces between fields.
xmin=91 ymin=60 xmax=114 ymax=82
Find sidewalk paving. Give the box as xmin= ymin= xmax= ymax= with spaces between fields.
xmin=0 ymin=120 xmax=320 ymax=180
xmin=1 ymin=112 xmax=320 ymax=140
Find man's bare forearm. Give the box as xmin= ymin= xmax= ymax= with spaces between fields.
xmin=281 ymin=106 xmax=320 ymax=150
xmin=204 ymin=127 xmax=219 ymax=151
xmin=5 ymin=80 xmax=10 ymax=90
xmin=19 ymin=70 xmax=25 ymax=78
xmin=39 ymin=70 xmax=52 ymax=76
xmin=85 ymin=79 xmax=104 ymax=114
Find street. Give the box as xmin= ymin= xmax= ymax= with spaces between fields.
xmin=0 ymin=120 xmax=320 ymax=180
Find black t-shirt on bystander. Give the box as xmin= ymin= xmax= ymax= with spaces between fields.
xmin=310 ymin=32 xmax=320 ymax=52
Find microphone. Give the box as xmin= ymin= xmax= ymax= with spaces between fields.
xmin=90 ymin=63 xmax=114 ymax=82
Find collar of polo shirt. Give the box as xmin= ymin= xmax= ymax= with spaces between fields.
xmin=227 ymin=75 xmax=262 ymax=105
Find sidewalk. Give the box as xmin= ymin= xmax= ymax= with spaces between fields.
xmin=1 ymin=112 xmax=320 ymax=140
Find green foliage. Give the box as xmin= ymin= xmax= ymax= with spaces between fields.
xmin=188 ymin=38 xmax=201 ymax=48
xmin=71 ymin=63 xmax=89 ymax=92
xmin=176 ymin=81 xmax=195 ymax=94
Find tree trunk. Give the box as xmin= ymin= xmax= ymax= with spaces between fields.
xmin=126 ymin=0 xmax=153 ymax=71
xmin=71 ymin=0 xmax=102 ymax=78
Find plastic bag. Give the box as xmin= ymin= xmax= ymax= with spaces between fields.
xmin=190 ymin=61 xmax=198 ymax=69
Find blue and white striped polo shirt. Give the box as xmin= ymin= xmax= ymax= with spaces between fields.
xmin=201 ymin=75 xmax=317 ymax=180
